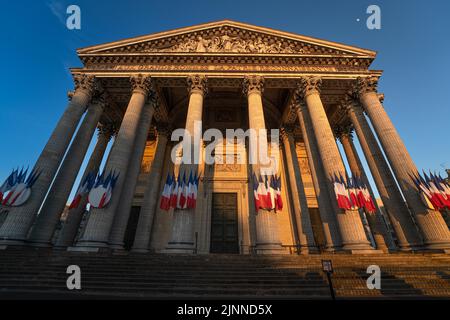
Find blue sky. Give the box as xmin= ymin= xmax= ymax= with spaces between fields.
xmin=0 ymin=0 xmax=449 ymax=200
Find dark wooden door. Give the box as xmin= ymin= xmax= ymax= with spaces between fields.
xmin=210 ymin=193 xmax=239 ymax=254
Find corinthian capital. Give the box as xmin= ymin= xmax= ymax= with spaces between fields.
xmin=73 ymin=74 xmax=97 ymax=96
xmin=354 ymin=76 xmax=379 ymax=97
xmin=338 ymin=93 xmax=358 ymax=115
xmin=130 ymin=74 xmax=153 ymax=95
xmin=156 ymin=123 xmax=171 ymax=138
xmin=334 ymin=123 xmax=354 ymax=141
xmin=187 ymin=75 xmax=208 ymax=96
xmin=243 ymin=75 xmax=264 ymax=96
xmin=97 ymin=122 xmax=118 ymax=141
xmin=280 ymin=125 xmax=294 ymax=142
xmin=297 ymin=76 xmax=322 ymax=99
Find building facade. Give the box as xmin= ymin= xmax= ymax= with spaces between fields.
xmin=1 ymin=20 xmax=449 ymax=254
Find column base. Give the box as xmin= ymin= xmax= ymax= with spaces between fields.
xmin=422 ymin=240 xmax=450 ymax=251
xmin=255 ymin=243 xmax=285 ymax=255
xmin=396 ymin=244 xmax=424 ymax=252
xmin=341 ymin=242 xmax=375 ymax=253
xmin=130 ymin=248 xmax=149 ymax=254
xmin=0 ymin=239 xmax=27 ymax=246
xmin=74 ymin=240 xmax=110 ymax=252
xmin=346 ymin=249 xmax=384 ymax=254
xmin=163 ymin=242 xmax=195 ymax=254
xmin=67 ymin=245 xmax=110 ymax=253
xmin=108 ymin=242 xmax=125 ymax=250
xmin=26 ymin=240 xmax=53 ymax=248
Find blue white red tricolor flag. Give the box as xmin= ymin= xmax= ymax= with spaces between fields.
xmin=332 ymin=174 xmax=376 ymax=213
xmin=252 ymin=173 xmax=283 ymax=212
xmin=69 ymin=171 xmax=96 ymax=209
xmin=161 ymin=170 xmax=201 ymax=211
xmin=159 ymin=173 xmax=173 ymax=211
xmin=88 ymin=169 xmax=119 ymax=209
xmin=1 ymin=167 xmax=41 ymax=207
xmin=411 ymin=171 xmax=450 ymax=210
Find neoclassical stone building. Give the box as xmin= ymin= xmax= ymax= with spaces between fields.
xmin=1 ymin=20 xmax=449 ymax=254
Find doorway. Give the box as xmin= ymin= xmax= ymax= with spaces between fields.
xmin=210 ymin=193 xmax=239 ymax=254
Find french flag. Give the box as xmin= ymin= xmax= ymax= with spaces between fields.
xmin=424 ymin=172 xmax=444 ymax=210
xmin=252 ymin=173 xmax=260 ymax=210
xmin=190 ymin=172 xmax=199 ymax=209
xmin=333 ymin=174 xmax=351 ymax=210
xmin=362 ymin=183 xmax=376 ymax=213
xmin=69 ymin=172 xmax=96 ymax=210
xmin=264 ymin=175 xmax=273 ymax=210
xmin=438 ymin=173 xmax=450 ymax=209
xmin=275 ymin=175 xmax=283 ymax=211
xmin=431 ymin=172 xmax=450 ymax=209
xmin=412 ymin=173 xmax=435 ymax=210
xmin=159 ymin=173 xmax=172 ymax=211
xmin=257 ymin=174 xmax=268 ymax=209
xmin=170 ymin=173 xmax=179 ymax=209
xmin=269 ymin=175 xmax=277 ymax=211
xmin=186 ymin=171 xmax=194 ymax=209
xmin=178 ymin=172 xmax=187 ymax=209
xmin=348 ymin=177 xmax=360 ymax=210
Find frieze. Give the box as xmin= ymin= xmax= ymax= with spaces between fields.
xmin=90 ymin=64 xmax=339 ymax=72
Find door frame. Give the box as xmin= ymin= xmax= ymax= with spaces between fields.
xmin=199 ymin=180 xmax=251 ymax=254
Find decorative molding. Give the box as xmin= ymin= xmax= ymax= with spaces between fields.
xmin=242 ymin=75 xmax=264 ymax=96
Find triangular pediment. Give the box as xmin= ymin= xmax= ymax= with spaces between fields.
xmin=78 ymin=20 xmax=376 ymax=57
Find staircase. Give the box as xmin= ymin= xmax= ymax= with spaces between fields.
xmin=0 ymin=249 xmax=449 ymax=299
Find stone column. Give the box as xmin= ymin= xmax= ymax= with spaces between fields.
xmin=54 ymin=125 xmax=114 ymax=248
xmin=76 ymin=75 xmax=153 ymax=250
xmin=294 ymin=101 xmax=342 ymax=251
xmin=108 ymin=96 xmax=157 ymax=249
xmin=244 ymin=75 xmax=283 ymax=254
xmin=28 ymin=93 xmax=107 ymax=246
xmin=281 ymin=126 xmax=317 ymax=253
xmin=296 ymin=77 xmax=372 ymax=253
xmin=0 ymin=74 xmax=97 ymax=245
xmin=338 ymin=129 xmax=393 ymax=252
xmin=343 ymin=97 xmax=422 ymax=250
xmin=165 ymin=75 xmax=206 ymax=253
xmin=356 ymin=77 xmax=450 ymax=250
xmin=131 ymin=125 xmax=170 ymax=253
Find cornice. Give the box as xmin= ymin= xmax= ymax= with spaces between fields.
xmin=77 ymin=20 xmax=376 ymax=57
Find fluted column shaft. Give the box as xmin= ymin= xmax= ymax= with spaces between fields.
xmin=0 ymin=75 xmax=96 ymax=244
xmin=346 ymin=101 xmax=422 ymax=250
xmin=295 ymin=104 xmax=342 ymax=251
xmin=298 ymin=77 xmax=372 ymax=252
xmin=28 ymin=96 xmax=106 ymax=246
xmin=76 ymin=75 xmax=153 ymax=249
xmin=356 ymin=77 xmax=450 ymax=250
xmin=132 ymin=129 xmax=169 ymax=252
xmin=244 ymin=76 xmax=282 ymax=254
xmin=108 ymin=101 xmax=156 ymax=249
xmin=339 ymin=133 xmax=393 ymax=251
xmin=281 ymin=128 xmax=317 ymax=253
xmin=165 ymin=75 xmax=206 ymax=253
xmin=54 ymin=128 xmax=111 ymax=248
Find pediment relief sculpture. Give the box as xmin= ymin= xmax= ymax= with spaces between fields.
xmin=143 ymin=34 xmax=308 ymax=54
